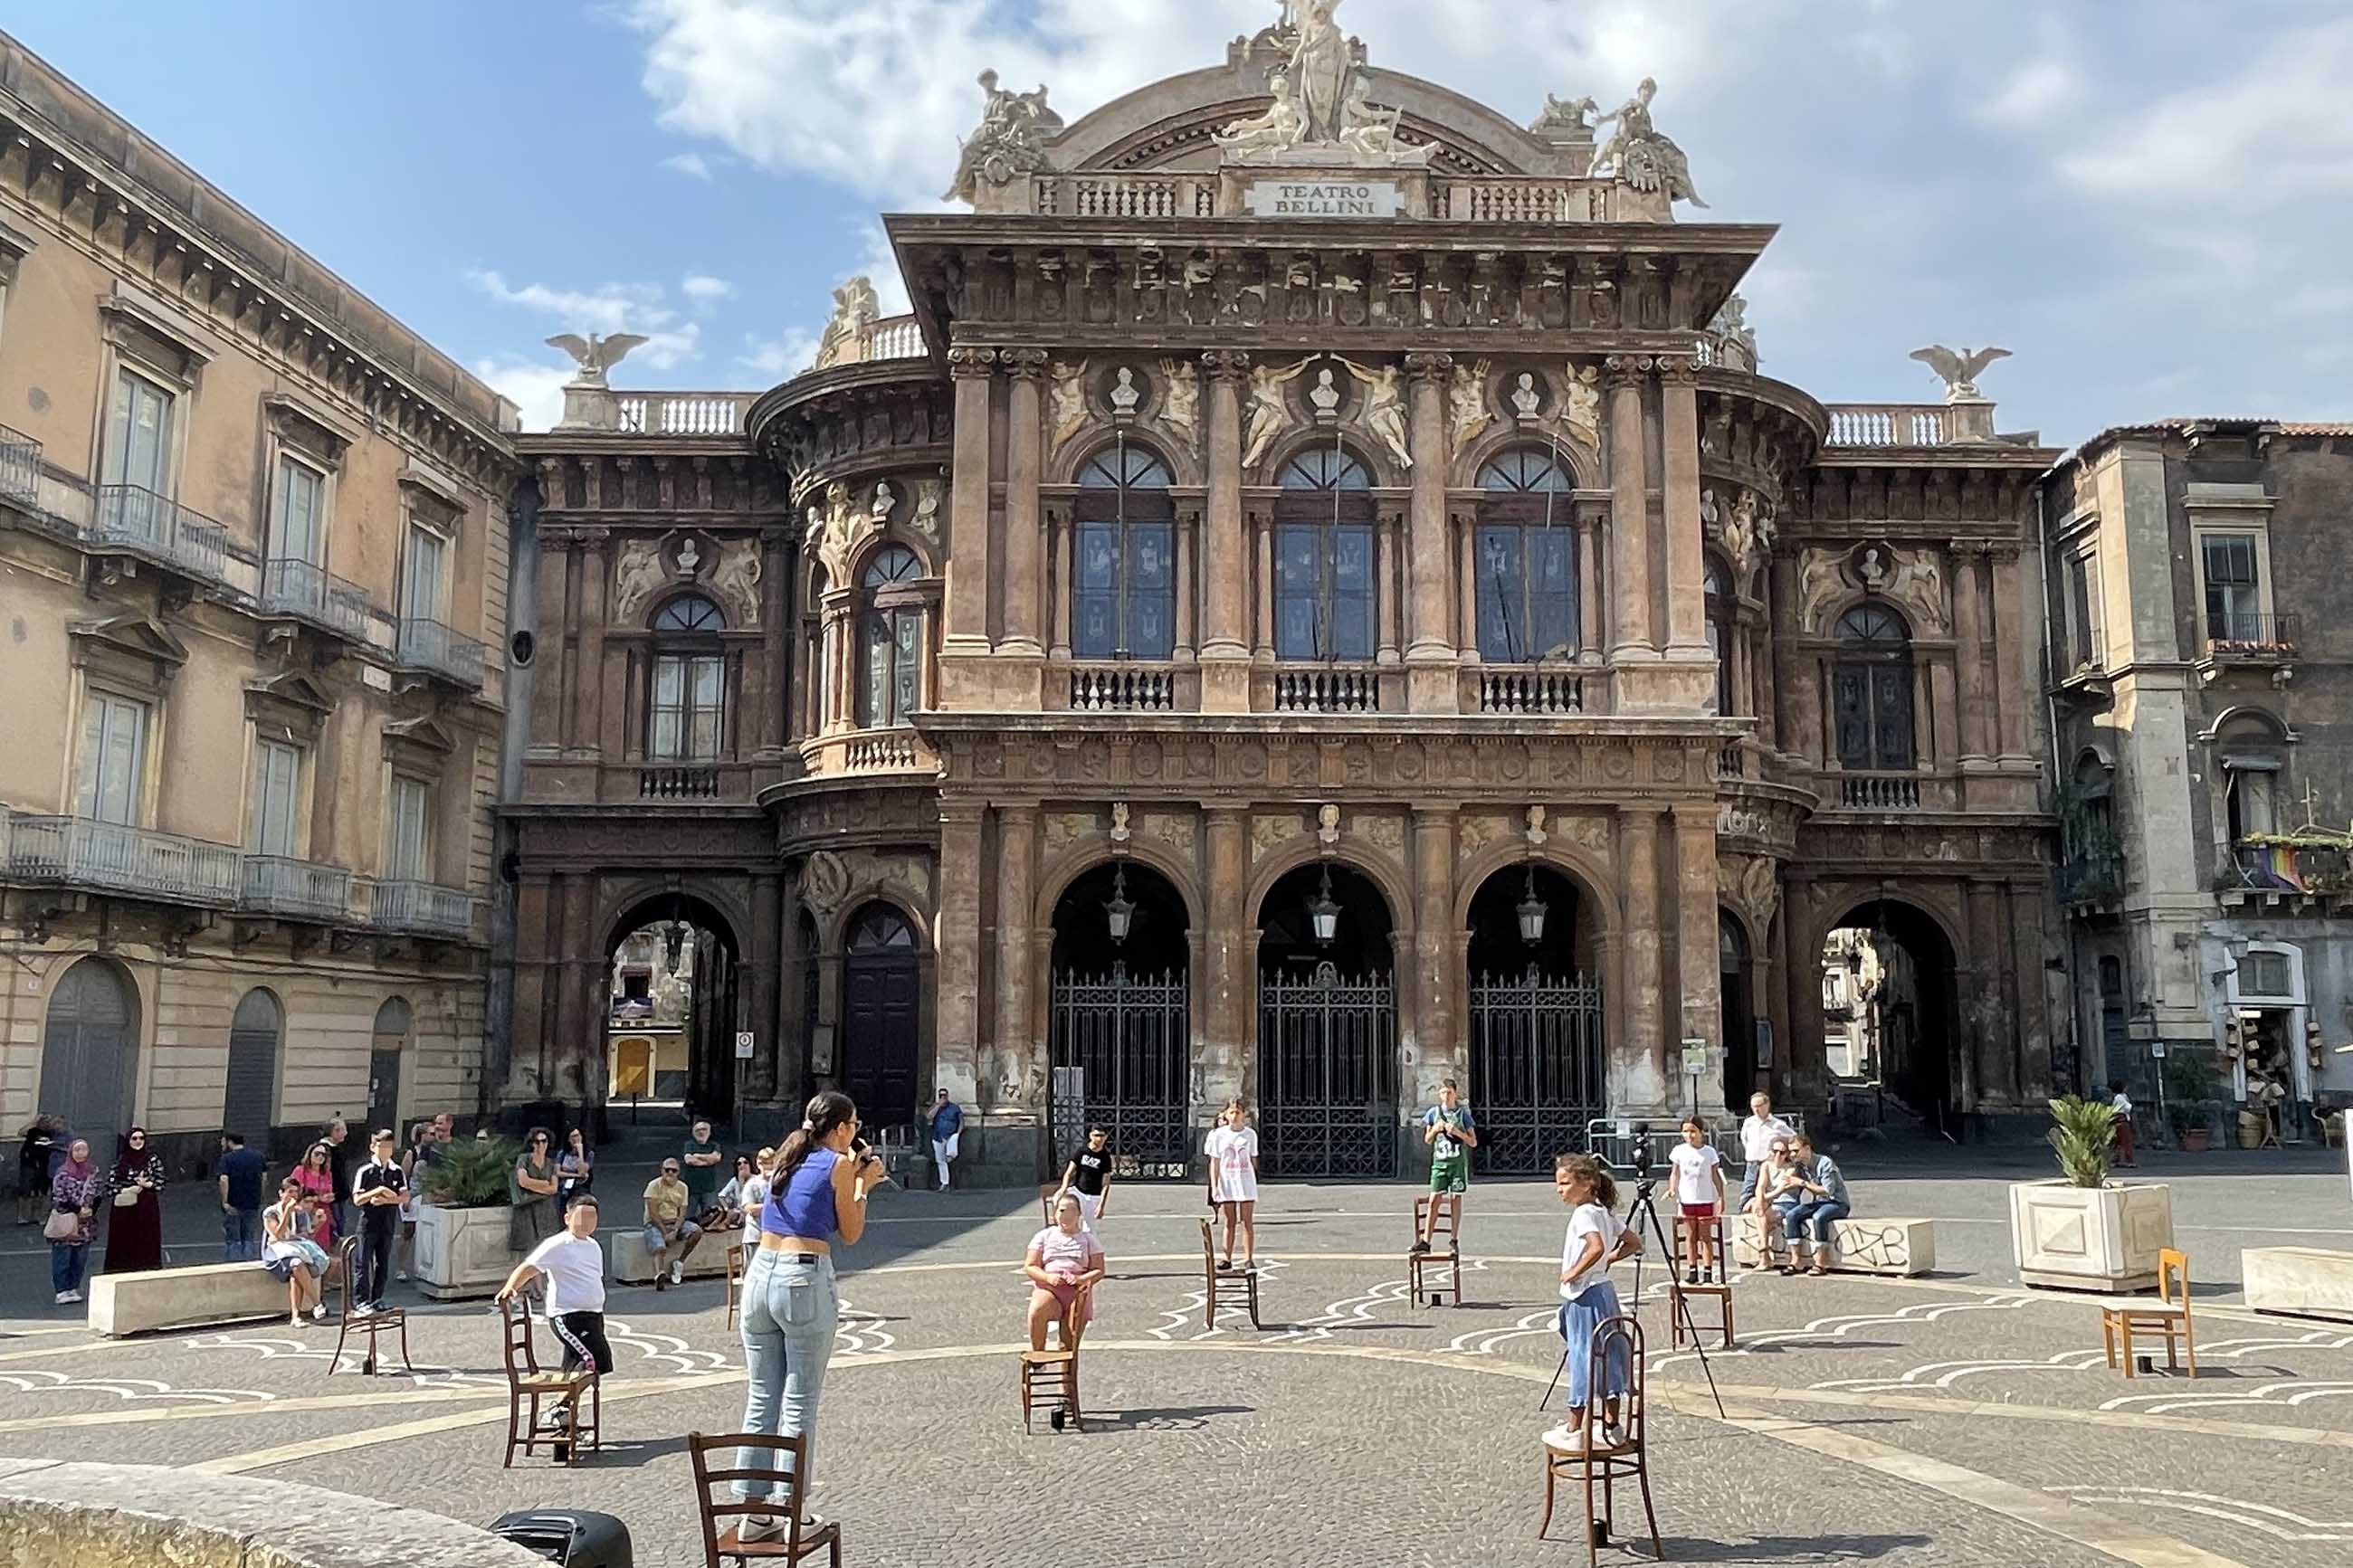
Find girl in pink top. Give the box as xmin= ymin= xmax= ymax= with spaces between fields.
xmin=1024 ymin=1192 xmax=1107 ymax=1350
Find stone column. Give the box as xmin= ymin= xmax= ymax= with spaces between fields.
xmin=1659 ymin=356 xmax=1709 ymax=663
xmin=1199 ymin=808 xmax=1252 ymax=1118
xmin=1404 ymin=352 xmax=1457 ymax=711
xmin=1605 ymin=356 xmax=1653 ymax=663
xmin=746 ymin=871 xmax=782 ymax=1102
xmin=1578 ymin=517 xmax=1602 ymax=660
xmin=2005 ymin=879 xmax=2054 ymax=1098
xmin=529 ymin=526 xmax=571 ymax=752
xmin=999 ymin=348 xmax=1049 ymax=661
xmin=1253 ymin=510 xmax=1275 ymax=665
xmin=821 ymin=591 xmax=857 ymax=733
xmin=1048 ymin=508 xmax=1073 ymax=661
xmin=1951 ymin=545 xmax=1990 ymax=764
xmin=1173 ymin=512 xmax=1196 ymax=660
xmin=933 ymin=801 xmax=986 ymax=1108
xmin=1454 ymin=512 xmax=1478 ymax=661
xmin=1375 ymin=508 xmax=1401 ymax=666
xmin=1616 ymin=802 xmax=1666 ymax=1107
xmin=993 ymin=805 xmax=1041 ymax=1117
xmin=1672 ymin=801 xmax=1723 ymax=1110
xmin=1410 ymin=806 xmax=1460 ymax=1112
xmin=1198 ymin=351 xmax=1252 ymax=710
xmin=1989 ymin=547 xmax=2032 ymax=761
xmin=1768 ymin=550 xmax=1812 ymax=762
xmin=757 ymin=533 xmax=790 ymax=756
xmin=571 ymin=528 xmax=610 ymax=757
xmin=942 ymin=347 xmax=996 ymax=670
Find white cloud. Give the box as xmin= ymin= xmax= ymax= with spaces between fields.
xmin=1977 ymin=58 xmax=2075 ymax=128
xmin=738 ymin=326 xmax=823 ymax=379
xmin=661 ymin=151 xmax=714 ymax=180
xmin=681 ymin=272 xmax=737 ymax=303
xmin=463 ymin=268 xmax=700 ymax=369
xmin=473 ymin=356 xmax=574 ymax=433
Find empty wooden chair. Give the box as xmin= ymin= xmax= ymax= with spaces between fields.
xmin=1538 ymin=1314 xmax=1662 ymax=1565
xmin=1668 ymin=1213 xmax=1735 ymax=1349
xmin=687 ymin=1430 xmax=842 ymax=1566
xmin=1408 ymin=1194 xmax=1463 ymax=1308
xmin=1200 ymin=1217 xmax=1261 ymax=1329
xmin=1018 ymin=1296 xmax=1086 ymax=1433
xmin=2101 ymin=1247 xmax=2196 ymax=1379
xmin=500 ymin=1294 xmax=601 ymax=1468
xmin=327 ymin=1234 xmax=412 ymax=1377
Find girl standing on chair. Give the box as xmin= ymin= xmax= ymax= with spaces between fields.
xmin=1203 ymin=1098 xmax=1259 ymax=1272
xmin=1548 ymin=1152 xmax=1641 ymax=1451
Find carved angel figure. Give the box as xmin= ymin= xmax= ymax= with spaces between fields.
xmin=1560 ymin=363 xmax=1602 ymax=434
xmin=709 ymin=539 xmax=763 ymax=625
xmin=814 ymin=276 xmax=880 ymax=370
xmin=910 ymin=478 xmax=944 ymax=543
xmin=1338 ymin=357 xmax=1414 ymax=470
xmin=1213 ymin=71 xmax=1307 ymax=157
xmin=1049 ymin=360 xmax=1089 ymax=450
xmin=1157 ymin=357 xmax=1201 ymax=445
xmin=1909 ymin=345 xmax=2011 ymax=403
xmin=1242 ymin=359 xmax=1312 ymax=469
xmin=610 ymin=538 xmax=668 ymax=622
xmin=1447 ymin=358 xmax=1493 ymax=451
xmin=545 ymin=332 xmax=651 ymax=385
xmin=1593 ymin=78 xmax=1708 ymax=207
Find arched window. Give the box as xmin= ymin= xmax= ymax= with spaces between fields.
xmin=650 ymin=594 xmax=726 ymax=762
xmin=858 ymin=546 xmax=923 ymax=728
xmin=1073 ymin=442 xmax=1176 ymax=660
xmin=1473 ymin=447 xmax=1578 ymax=663
xmin=1833 ymin=603 xmax=1915 ymax=770
xmin=1704 ymin=556 xmax=1735 ymax=716
xmin=1274 ymin=444 xmax=1376 ymax=661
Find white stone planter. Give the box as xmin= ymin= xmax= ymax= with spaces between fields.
xmin=412 ymin=1202 xmax=518 ymax=1301
xmin=2008 ymin=1179 xmax=2174 ymax=1293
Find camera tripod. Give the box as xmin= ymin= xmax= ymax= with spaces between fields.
xmin=1540 ymin=1158 xmax=1727 ymax=1423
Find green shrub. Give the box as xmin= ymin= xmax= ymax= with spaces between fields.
xmin=2045 ymin=1095 xmax=2117 ymax=1188
xmin=419 ymin=1136 xmax=519 ymax=1209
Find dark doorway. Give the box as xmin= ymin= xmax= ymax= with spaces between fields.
xmin=1049 ymin=860 xmax=1191 ymax=1175
xmin=605 ymin=894 xmax=741 ymax=1123
xmin=224 ymin=988 xmax=282 ymax=1141
xmin=1720 ymin=913 xmax=1754 ymax=1113
xmin=1820 ymin=900 xmax=1958 ymax=1135
xmin=842 ymin=903 xmax=920 ymax=1134
xmin=39 ymin=957 xmax=138 ymax=1161
xmin=1256 ymin=860 xmax=1397 ymax=1176
xmin=1465 ymin=863 xmax=1603 ymax=1174
xmin=369 ymin=998 xmax=410 ymax=1136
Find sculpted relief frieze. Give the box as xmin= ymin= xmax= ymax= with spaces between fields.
xmin=1251 ymin=813 xmax=1306 ymax=858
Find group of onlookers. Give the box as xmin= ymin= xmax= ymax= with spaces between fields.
xmin=20 ymin=1117 xmax=168 ymax=1304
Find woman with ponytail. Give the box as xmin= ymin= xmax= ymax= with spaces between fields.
xmin=731 ymin=1090 xmax=886 ymax=1544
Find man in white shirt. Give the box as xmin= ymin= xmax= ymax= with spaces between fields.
xmin=497 ymin=1193 xmax=613 ymax=1406
xmin=1738 ymin=1091 xmax=1796 ymax=1211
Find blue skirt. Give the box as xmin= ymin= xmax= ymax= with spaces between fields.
xmin=1555 ymin=1281 xmax=1628 ymax=1410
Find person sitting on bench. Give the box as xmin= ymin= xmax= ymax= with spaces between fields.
xmin=1772 ymin=1134 xmax=1851 ymax=1277
xmin=1024 ymin=1192 xmax=1106 ymax=1350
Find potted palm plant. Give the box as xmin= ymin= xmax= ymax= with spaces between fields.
xmin=413 ymin=1136 xmax=525 ymax=1301
xmin=2008 ymin=1095 xmax=2175 ymax=1292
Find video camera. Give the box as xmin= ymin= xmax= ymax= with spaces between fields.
xmin=1626 ymin=1122 xmax=1657 ymax=1193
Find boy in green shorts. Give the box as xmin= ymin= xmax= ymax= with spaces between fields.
xmin=1415 ymin=1079 xmax=1477 ymax=1253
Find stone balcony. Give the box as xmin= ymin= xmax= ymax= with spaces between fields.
xmin=796 ymin=727 xmax=940 ymax=781
xmin=1822 ymin=402 xmax=1996 ymax=447
xmin=86 ymin=484 xmax=233 ymax=591
xmin=369 ymin=878 xmax=477 ymax=940
xmin=239 ymin=855 xmax=354 ymax=923
xmin=2 ymin=813 xmax=242 ymax=908
xmin=259 ymin=558 xmax=385 ymax=647
xmin=395 ymin=615 xmax=487 ymax=690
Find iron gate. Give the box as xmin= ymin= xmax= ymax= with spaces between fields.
xmin=1049 ymin=965 xmax=1191 ymax=1175
xmin=1467 ymin=967 xmax=1605 ymax=1174
xmin=1257 ymin=964 xmax=1398 ymax=1176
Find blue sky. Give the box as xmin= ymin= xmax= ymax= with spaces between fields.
xmin=8 ymin=2 xmax=2349 ymax=441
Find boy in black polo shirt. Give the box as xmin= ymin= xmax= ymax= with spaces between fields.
xmin=350 ymin=1128 xmax=407 ymax=1311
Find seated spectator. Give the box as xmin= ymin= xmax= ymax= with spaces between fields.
xmin=1772 ymin=1133 xmax=1852 ymax=1278
xmin=1024 ymin=1193 xmax=1106 ymax=1352
xmin=715 ymin=1154 xmax=757 ymax=1233
xmin=1746 ymin=1136 xmax=1800 ymax=1272
xmin=261 ymin=1177 xmax=330 ymax=1325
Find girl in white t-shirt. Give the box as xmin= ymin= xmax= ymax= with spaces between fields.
xmin=1548 ymin=1153 xmax=1639 ymax=1452
xmin=1203 ymin=1098 xmax=1260 ymax=1272
xmin=1666 ymin=1116 xmax=1726 ymax=1285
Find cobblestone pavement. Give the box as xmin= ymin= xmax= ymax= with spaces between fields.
xmin=1 ymin=1162 xmax=2348 ymax=1565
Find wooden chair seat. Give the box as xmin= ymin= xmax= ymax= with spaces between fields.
xmin=1201 ymin=1218 xmax=1262 ymax=1329
xmin=1409 ymin=1196 xmax=1464 ymax=1308
xmin=691 ymin=1430 xmax=841 ymax=1568
xmin=1668 ymin=1214 xmax=1737 ymax=1350
xmin=714 ymin=1519 xmax=842 ymax=1561
xmin=516 ymin=1369 xmax=587 ymax=1389
xmin=2101 ymin=1248 xmax=2196 ymax=1380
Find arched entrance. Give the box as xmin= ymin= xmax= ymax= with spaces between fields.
xmin=369 ymin=998 xmax=411 ymax=1135
xmin=841 ymin=902 xmax=920 ymax=1132
xmin=1821 ymin=899 xmax=1957 ymax=1135
xmin=1049 ymin=860 xmax=1190 ymax=1174
xmin=225 ymin=988 xmax=283 ymax=1141
xmin=605 ymin=894 xmax=741 ymax=1121
xmin=39 ymin=957 xmax=138 ymax=1160
xmin=1720 ymin=913 xmax=1754 ymax=1114
xmin=1257 ymin=860 xmax=1397 ymax=1176
xmin=1465 ymin=863 xmax=1603 ymax=1174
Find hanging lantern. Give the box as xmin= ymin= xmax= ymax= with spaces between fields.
xmin=1308 ymin=863 xmax=1341 ymax=946
xmin=1103 ymin=864 xmax=1135 ymax=946
xmin=1516 ymin=866 xmax=1548 ymax=945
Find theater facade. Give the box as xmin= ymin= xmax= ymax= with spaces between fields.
xmin=505 ymin=16 xmax=2059 ymax=1178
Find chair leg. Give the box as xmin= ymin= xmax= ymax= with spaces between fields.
xmin=503 ymin=1394 xmax=520 ymax=1469
xmin=1636 ymin=1450 xmax=1662 ymax=1559
xmin=396 ymin=1317 xmax=414 ymax=1374
xmin=1582 ymin=1457 xmax=1598 ymax=1568
xmin=2184 ymin=1316 xmax=2197 ymax=1380
xmin=1538 ymin=1455 xmax=1555 ymax=1541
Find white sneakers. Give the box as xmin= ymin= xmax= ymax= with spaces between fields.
xmin=739 ymin=1513 xmax=824 ymax=1544
xmin=670 ymin=1259 xmax=686 ymax=1285
xmin=1543 ymin=1421 xmax=1631 ymax=1453
xmin=311 ymin=1302 xmax=328 ymax=1320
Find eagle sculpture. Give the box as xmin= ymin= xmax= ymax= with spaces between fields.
xmin=544 ymin=331 xmax=651 ymax=385
xmin=1909 ymin=345 xmax=2010 ymax=403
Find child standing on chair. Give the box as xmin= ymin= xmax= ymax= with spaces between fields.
xmin=1666 ymin=1116 xmax=1725 ymax=1284
xmin=1204 ymin=1098 xmax=1259 ymax=1272
xmin=1550 ymin=1152 xmax=1640 ymax=1450
xmin=1415 ymin=1079 xmax=1477 ymax=1254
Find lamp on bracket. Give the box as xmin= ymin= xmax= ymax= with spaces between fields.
xmin=1103 ymin=862 xmax=1136 ymax=946
xmin=1307 ymin=861 xmax=1341 ymax=947
xmin=1516 ymin=863 xmax=1548 ymax=946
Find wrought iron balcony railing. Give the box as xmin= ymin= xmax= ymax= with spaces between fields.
xmin=88 ymin=485 xmax=233 ymax=588
xmin=0 ymin=423 xmax=40 ymax=510
xmin=395 ymin=616 xmax=488 ymax=689
xmin=2203 ymin=612 xmax=2299 ymax=656
xmin=240 ymin=855 xmax=353 ymax=922
xmin=261 ymin=558 xmax=380 ymax=643
xmin=2 ymin=813 xmax=241 ymax=907
xmin=370 ymin=878 xmax=476 ymax=939
xmin=2057 ymin=851 xmax=2124 ymax=905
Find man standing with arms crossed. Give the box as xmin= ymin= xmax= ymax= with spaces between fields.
xmin=1414 ymin=1079 xmax=1477 ymax=1254
xmin=350 ymin=1128 xmax=407 ymax=1312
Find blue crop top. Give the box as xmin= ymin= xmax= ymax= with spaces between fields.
xmin=761 ymin=1147 xmax=841 ymax=1240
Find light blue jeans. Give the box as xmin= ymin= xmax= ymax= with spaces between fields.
xmin=736 ymin=1249 xmax=838 ymax=1505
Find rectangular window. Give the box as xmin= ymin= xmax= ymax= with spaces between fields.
xmin=2241 ymin=951 xmax=2291 ymax=998
xmin=2225 ymin=766 xmax=2276 ymax=841
xmin=1072 ymin=520 xmax=1175 ymax=660
xmin=403 ymin=525 xmax=447 ymax=624
xmin=74 ymin=692 xmax=149 ymax=826
xmin=387 ymin=775 xmax=433 ymax=882
xmin=2202 ymin=535 xmax=2260 ymax=642
xmin=248 ymin=739 xmax=302 ymax=857
xmin=273 ymin=457 xmax=325 ymax=565
xmin=1476 ymin=526 xmax=1576 ymax=663
xmin=651 ymin=653 xmax=725 ymax=761
xmin=1074 ymin=522 xmax=1120 ymax=660
xmin=105 ymin=368 xmax=175 ymax=495
xmin=1274 ymin=523 xmax=1373 ymax=661
xmin=2065 ymin=553 xmax=2096 ymax=669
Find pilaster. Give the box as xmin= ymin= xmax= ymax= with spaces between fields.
xmin=1410 ymin=805 xmax=1460 ymax=1107
xmin=1404 ymin=351 xmax=1458 ymax=711
xmin=939 ymin=347 xmax=996 ymax=699
xmin=933 ymin=801 xmax=986 ymax=1109
xmin=1672 ymin=801 xmax=1723 ymax=1112
xmin=1199 ymin=808 xmax=1251 ymax=1117
xmin=1605 ymin=356 xmax=1658 ymax=715
xmin=998 ymin=348 xmax=1049 ymax=669
xmin=1198 ymin=351 xmax=1253 ymax=711
xmin=993 ymin=804 xmax=1042 ymax=1117
xmin=1616 ymin=802 xmax=1667 ymax=1108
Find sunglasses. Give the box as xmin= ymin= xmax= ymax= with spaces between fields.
xmin=662 ymin=1165 xmax=681 ymax=1174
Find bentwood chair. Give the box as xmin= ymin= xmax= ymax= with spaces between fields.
xmin=1539 ymin=1314 xmax=1662 ymax=1564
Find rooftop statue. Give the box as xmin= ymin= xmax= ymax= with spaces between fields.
xmin=1288 ymin=0 xmax=1351 ymax=142
xmin=814 ymin=275 xmax=879 ymax=371
xmin=1529 ymin=93 xmax=1597 ymax=136
xmin=1212 ymin=71 xmax=1308 ymax=158
xmin=943 ymin=69 xmax=1063 ymax=206
xmin=1215 ymin=0 xmax=1432 ymax=166
xmin=1910 ymin=345 xmax=2011 ymax=403
xmin=1593 ymin=78 xmax=1708 ymax=208
xmin=544 ymin=331 xmax=650 ymax=385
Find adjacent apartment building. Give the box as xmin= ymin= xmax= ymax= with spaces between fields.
xmin=0 ymin=38 xmax=522 ymax=1165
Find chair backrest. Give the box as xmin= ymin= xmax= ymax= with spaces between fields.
xmin=331 ymin=1234 xmax=358 ymax=1312
xmin=690 ymin=1430 xmax=812 ymax=1566
xmin=1589 ymin=1313 xmax=1646 ymax=1445
xmin=1674 ymin=1211 xmax=1726 ymax=1269
xmin=2158 ymin=1248 xmax=2190 ymax=1311
xmin=1413 ymin=1195 xmax=1462 ymax=1248
xmin=499 ymin=1295 xmax=541 ymax=1380
xmin=1200 ymin=1216 xmax=1215 ymax=1275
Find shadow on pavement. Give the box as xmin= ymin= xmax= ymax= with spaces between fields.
xmin=1651 ymin=1534 xmax=1932 ymax=1563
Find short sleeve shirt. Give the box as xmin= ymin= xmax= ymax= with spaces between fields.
xmin=1739 ymin=1114 xmax=1796 ymax=1164
xmin=643 ymin=1178 xmax=689 ymax=1227
xmin=1205 ymin=1126 xmax=1257 ymax=1182
xmin=1069 ymin=1147 xmax=1114 ymax=1196
xmin=1667 ymin=1142 xmax=1722 ymax=1206
xmin=353 ymin=1160 xmax=406 ymax=1234
xmin=524 ymin=1233 xmax=607 ymax=1316
xmin=1030 ymin=1225 xmax=1103 ymax=1278
xmin=1424 ymin=1105 xmax=1475 ymax=1161
xmin=1561 ymin=1202 xmax=1625 ymax=1302
xmin=219 ymin=1146 xmax=268 ymax=1211
xmin=680 ymin=1139 xmax=722 ymax=1203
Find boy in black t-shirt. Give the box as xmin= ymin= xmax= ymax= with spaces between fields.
xmin=350 ymin=1129 xmax=407 ymax=1311
xmin=1056 ymin=1126 xmax=1115 ymax=1233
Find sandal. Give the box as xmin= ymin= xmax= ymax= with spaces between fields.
xmin=1807 ymin=1263 xmax=1829 ymax=1277
xmin=1777 ymin=1264 xmax=1799 ymax=1277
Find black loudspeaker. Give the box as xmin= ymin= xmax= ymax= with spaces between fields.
xmin=486 ymin=1510 xmax=633 ymax=1567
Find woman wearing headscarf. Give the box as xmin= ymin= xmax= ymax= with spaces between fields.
xmin=102 ymin=1126 xmax=167 ymax=1273
xmin=46 ymin=1137 xmax=101 ymax=1304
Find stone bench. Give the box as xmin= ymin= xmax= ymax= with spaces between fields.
xmin=2243 ymin=1247 xmax=2353 ymax=1325
xmin=88 ymin=1262 xmax=290 ymax=1337
xmin=1733 ymin=1214 xmax=1935 ymax=1277
xmin=608 ymin=1227 xmax=739 ymax=1285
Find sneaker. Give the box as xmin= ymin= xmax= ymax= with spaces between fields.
xmin=395 ymin=1269 xmax=409 ymax=1281
xmin=1216 ymin=1259 xmax=1232 ymax=1273
xmin=69 ymin=1289 xmax=83 ymax=1303
xmin=54 ymin=1291 xmax=69 ymax=1306
xmin=312 ymin=1302 xmax=328 ymax=1320
xmin=1543 ymin=1424 xmax=1589 ymax=1451
xmin=738 ymin=1515 xmax=792 ymax=1544
xmin=1410 ymin=1240 xmax=1432 ymax=1255
xmin=1684 ymin=1269 xmax=1700 ymax=1285
xmin=1599 ymin=1421 xmax=1630 ymax=1450
xmin=670 ymin=1259 xmax=685 ymax=1286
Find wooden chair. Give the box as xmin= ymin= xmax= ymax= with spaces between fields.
xmin=725 ymin=1239 xmax=745 ymax=1332
xmin=1538 ymin=1314 xmax=1662 ymax=1564
xmin=1408 ymin=1194 xmax=1463 ymax=1308
xmin=1018 ymin=1296 xmax=1086 ymax=1433
xmin=2101 ymin=1247 xmax=2196 ymax=1380
xmin=1200 ymin=1217 xmax=1261 ymax=1329
xmin=328 ymin=1235 xmax=412 ymax=1377
xmin=499 ymin=1295 xmax=601 ymax=1468
xmin=687 ymin=1430 xmax=842 ymax=1567
xmin=1668 ymin=1213 xmax=1735 ymax=1349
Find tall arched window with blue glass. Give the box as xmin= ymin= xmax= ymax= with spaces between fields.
xmin=1072 ymin=442 xmax=1176 ymax=660
xmin=1473 ymin=446 xmax=1578 ymax=663
xmin=1275 ymin=445 xmax=1376 ymax=660
xmin=859 ymin=546 xmax=924 ymax=727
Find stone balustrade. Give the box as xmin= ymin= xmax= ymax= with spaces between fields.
xmin=1273 ymin=666 xmax=1381 ymax=714
xmin=614 ymin=389 xmax=755 ymax=436
xmin=1824 ymin=402 xmax=1998 ymax=446
xmin=1475 ymin=666 xmax=1586 ymax=715
xmin=1836 ymin=771 xmax=1924 ymax=811
xmin=1070 ymin=664 xmax=1178 ymax=712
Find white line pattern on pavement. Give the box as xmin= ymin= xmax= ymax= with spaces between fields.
xmin=2046 ymin=1488 xmax=2353 ymax=1543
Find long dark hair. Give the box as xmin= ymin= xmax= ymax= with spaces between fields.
xmin=776 ymin=1091 xmax=857 ymax=1181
